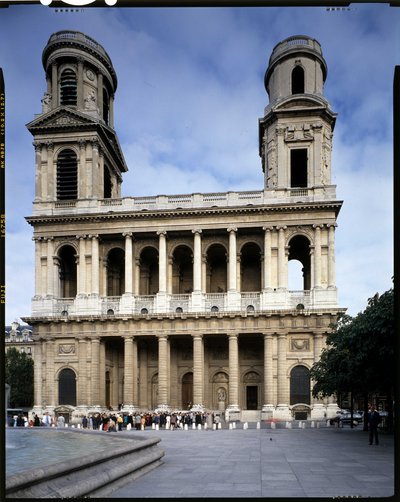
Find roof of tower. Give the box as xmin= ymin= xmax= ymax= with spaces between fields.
xmin=42 ymin=30 xmax=118 ymax=89
xmin=265 ymin=35 xmax=327 ymax=90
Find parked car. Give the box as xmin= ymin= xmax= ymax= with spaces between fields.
xmin=330 ymin=412 xmax=363 ymax=426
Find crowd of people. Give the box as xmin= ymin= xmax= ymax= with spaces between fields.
xmin=8 ymin=410 xmax=222 ymax=432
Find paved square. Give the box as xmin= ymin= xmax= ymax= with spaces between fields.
xmin=107 ymin=426 xmax=394 ymax=498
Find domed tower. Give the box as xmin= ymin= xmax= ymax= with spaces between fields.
xmin=27 ymin=30 xmax=127 ymax=203
xmin=259 ymin=35 xmax=337 ymax=196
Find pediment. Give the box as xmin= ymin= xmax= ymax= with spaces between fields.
xmin=26 ymin=107 xmax=97 ymax=132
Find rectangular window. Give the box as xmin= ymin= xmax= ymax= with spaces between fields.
xmin=290 ymin=148 xmax=308 ymax=188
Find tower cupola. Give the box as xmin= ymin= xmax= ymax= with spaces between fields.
xmin=259 ymin=36 xmax=337 ymax=195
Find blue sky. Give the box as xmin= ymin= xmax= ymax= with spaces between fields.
xmin=1 ymin=4 xmax=397 ymax=324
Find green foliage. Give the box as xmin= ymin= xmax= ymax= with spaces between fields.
xmin=310 ymin=287 xmax=394 ymax=400
xmin=5 ymin=348 xmax=34 ymax=408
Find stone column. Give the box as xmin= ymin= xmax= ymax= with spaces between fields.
xmin=263 ymin=227 xmax=273 ymax=290
xmin=97 ymin=72 xmax=103 ymax=118
xmin=91 ymin=235 xmax=100 ymax=295
xmin=90 ymin=140 xmax=99 ymax=199
xmin=123 ymin=336 xmax=134 ymax=406
xmin=109 ymin=95 xmax=114 ymax=128
xmin=99 ymin=341 xmax=106 ymax=407
xmin=228 ymin=333 xmax=239 ymax=407
xmin=192 ymin=334 xmax=204 ymax=405
xmin=124 ymin=232 xmax=133 ymax=295
xmin=77 ymin=235 xmax=87 ymax=295
xmin=277 ymin=226 xmax=287 ymax=289
xmin=77 ymin=338 xmax=88 ymax=406
xmin=134 ymin=258 xmax=141 ymax=296
xmin=33 ymin=237 xmax=43 ymax=296
xmin=45 ymin=339 xmax=55 ymax=407
xmin=328 ymin=224 xmax=336 ymax=288
xmin=46 ymin=141 xmax=54 ymax=201
xmin=79 ymin=139 xmax=86 ymax=196
xmin=91 ymin=338 xmax=100 ymax=406
xmin=157 ymin=231 xmax=167 ymax=294
xmin=313 ymin=225 xmax=322 ymax=288
xmin=312 ymin=333 xmax=325 ymax=414
xmin=263 ymin=334 xmax=274 ymax=405
xmin=77 ymin=58 xmax=84 ymax=109
xmin=277 ymin=334 xmax=288 ymax=405
xmin=139 ymin=345 xmax=148 ymax=408
xmin=227 ymin=228 xmax=238 ymax=291
xmin=33 ymin=142 xmax=42 ymax=201
xmin=46 ymin=238 xmax=54 ymax=297
xmin=51 ymin=62 xmax=58 ymax=107
xmin=157 ymin=335 xmax=169 ymax=406
xmin=33 ymin=338 xmax=43 ymax=408
xmin=192 ymin=230 xmax=202 ymax=292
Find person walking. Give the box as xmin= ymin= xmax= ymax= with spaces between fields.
xmin=368 ymin=405 xmax=382 ymax=445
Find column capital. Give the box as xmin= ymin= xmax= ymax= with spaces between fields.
xmin=76 ymin=234 xmax=87 ymax=241
xmin=157 ymin=230 xmax=167 ymax=237
xmin=228 ymin=332 xmax=239 ymax=339
xmin=227 ymin=227 xmax=238 ymax=233
xmin=191 ymin=333 xmax=203 ymax=340
xmin=123 ymin=335 xmax=136 ymax=342
xmin=46 ymin=236 xmax=54 ymax=242
xmin=123 ymin=231 xmax=133 ymax=238
xmin=192 ymin=228 xmax=202 ymax=235
xmin=312 ymin=224 xmax=324 ymax=230
xmin=327 ymin=223 xmax=338 ymax=229
xmin=157 ymin=334 xmax=169 ymax=340
xmin=276 ymin=225 xmax=287 ymax=231
xmin=88 ymin=234 xmax=99 ymax=240
xmin=46 ymin=141 xmax=54 ymax=151
xmin=262 ymin=226 xmax=274 ymax=232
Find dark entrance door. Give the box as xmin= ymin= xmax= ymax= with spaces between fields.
xmin=246 ymin=385 xmax=258 ymax=410
xmin=182 ymin=372 xmax=193 ymax=409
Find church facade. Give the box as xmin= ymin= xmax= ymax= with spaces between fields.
xmin=24 ymin=31 xmax=345 ymax=422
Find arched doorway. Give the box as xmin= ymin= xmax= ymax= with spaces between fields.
xmin=58 ymin=368 xmax=76 ymax=406
xmin=240 ymin=243 xmax=262 ymax=292
xmin=181 ymin=372 xmax=193 ymax=409
xmin=206 ymin=244 xmax=227 ymax=293
xmin=106 ymin=248 xmax=125 ymax=296
xmin=243 ymin=371 xmax=261 ymax=410
xmin=172 ymin=246 xmax=193 ymax=294
xmin=290 ymin=365 xmax=311 ymax=405
xmin=58 ymin=245 xmax=77 ymax=298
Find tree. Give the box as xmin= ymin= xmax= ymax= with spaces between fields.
xmin=310 ymin=287 xmax=394 ymax=431
xmin=5 ymin=348 xmax=34 ymax=408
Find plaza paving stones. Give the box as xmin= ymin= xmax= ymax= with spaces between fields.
xmin=107 ymin=426 xmax=395 ymax=498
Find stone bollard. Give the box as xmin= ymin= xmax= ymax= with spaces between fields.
xmin=156 ymin=424 xmax=159 ymax=430
xmin=285 ymin=421 xmax=289 ymax=428
xmin=77 ymin=424 xmax=81 ymax=429
xmin=302 ymin=422 xmax=306 ymax=429
xmin=152 ymin=423 xmax=155 ymax=430
xmin=311 ymin=421 xmax=315 ymax=428
xmin=317 ymin=422 xmax=320 ymax=429
xmin=197 ymin=424 xmax=201 ymax=430
xmin=229 ymin=423 xmax=233 ymax=430
xmin=271 ymin=422 xmax=276 ymax=429
xmin=256 ymin=422 xmax=260 ymax=429
xmin=232 ymin=422 xmax=236 ymax=429
xmin=71 ymin=425 xmax=75 ymax=428
xmin=192 ymin=423 xmax=196 ymax=430
xmin=218 ymin=423 xmax=221 ymax=429
xmin=326 ymin=420 xmax=330 ymax=427
xmin=65 ymin=424 xmax=69 ymax=428
xmin=127 ymin=423 xmax=131 ymax=431
xmin=213 ymin=423 xmax=216 ymax=430
xmin=184 ymin=424 xmax=188 ymax=430
xmin=298 ymin=421 xmax=302 ymax=428
xmin=287 ymin=422 xmax=292 ymax=429
xmin=204 ymin=423 xmax=208 ymax=430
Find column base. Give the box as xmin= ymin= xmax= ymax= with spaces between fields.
xmin=274 ymin=404 xmax=292 ymax=420
xmin=326 ymin=402 xmax=341 ymax=419
xmin=261 ymin=404 xmax=275 ymax=421
xmin=310 ymin=403 xmax=326 ymax=420
xmin=121 ymin=404 xmax=139 ymax=414
xmin=225 ymin=404 xmax=241 ymax=422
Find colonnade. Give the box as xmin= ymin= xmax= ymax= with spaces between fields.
xmin=33 ymin=331 xmax=327 ymax=411
xmin=32 ymin=224 xmax=337 ymax=298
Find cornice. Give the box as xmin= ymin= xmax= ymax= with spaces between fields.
xmin=25 ymin=200 xmax=343 ymax=226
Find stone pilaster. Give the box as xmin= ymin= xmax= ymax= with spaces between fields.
xmin=123 ymin=336 xmax=134 ymax=406
xmin=277 ymin=226 xmax=287 ymax=289
xmin=46 ymin=238 xmax=54 ymax=297
xmin=33 ymin=338 xmax=43 ymax=409
xmin=157 ymin=231 xmax=167 ymax=294
xmin=76 ymin=235 xmax=87 ymax=295
xmin=313 ymin=224 xmax=322 ymax=288
xmin=263 ymin=333 xmax=274 ymax=405
xmin=277 ymin=334 xmax=288 ymax=405
xmin=192 ymin=334 xmax=204 ymax=406
xmin=263 ymin=227 xmax=273 ymax=290
xmin=45 ymin=338 xmax=55 ymax=407
xmin=192 ymin=229 xmax=202 ymax=292
xmin=91 ymin=235 xmax=99 ymax=295
xmin=227 ymin=227 xmax=237 ymax=291
xmin=123 ymin=232 xmax=133 ymax=294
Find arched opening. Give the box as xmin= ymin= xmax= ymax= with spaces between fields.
xmin=58 ymin=245 xmax=77 ymax=298
xmin=172 ymin=245 xmax=193 ymax=294
xmin=288 ymin=235 xmax=311 ymax=290
xmin=60 ymin=69 xmax=77 ymax=106
xmin=212 ymin=371 xmax=229 ymax=410
xmin=181 ymin=372 xmax=193 ymax=409
xmin=240 ymin=242 xmax=262 ymax=292
xmin=139 ymin=247 xmax=159 ymax=295
xmin=290 ymin=365 xmax=311 ymax=405
xmin=103 ymin=86 xmax=110 ymax=125
xmin=57 ymin=149 xmax=78 ymax=200
xmin=290 ymin=148 xmax=308 ymax=188
xmin=206 ymin=244 xmax=227 ymax=293
xmin=106 ymin=248 xmax=125 ymax=296
xmin=58 ymin=368 xmax=76 ymax=406
xmin=104 ymin=165 xmax=112 ymax=199
xmin=291 ymin=66 xmax=305 ymax=94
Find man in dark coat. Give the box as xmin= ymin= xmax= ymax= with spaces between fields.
xmin=368 ymin=405 xmax=382 ymax=445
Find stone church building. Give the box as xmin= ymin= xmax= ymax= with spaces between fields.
xmin=24 ymin=31 xmax=345 ymax=423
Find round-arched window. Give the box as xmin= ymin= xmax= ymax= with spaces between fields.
xmin=58 ymin=368 xmax=76 ymax=406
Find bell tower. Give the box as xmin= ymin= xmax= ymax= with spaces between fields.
xmin=259 ymin=35 xmax=337 ymax=197
xmin=27 ymin=30 xmax=127 ymax=203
